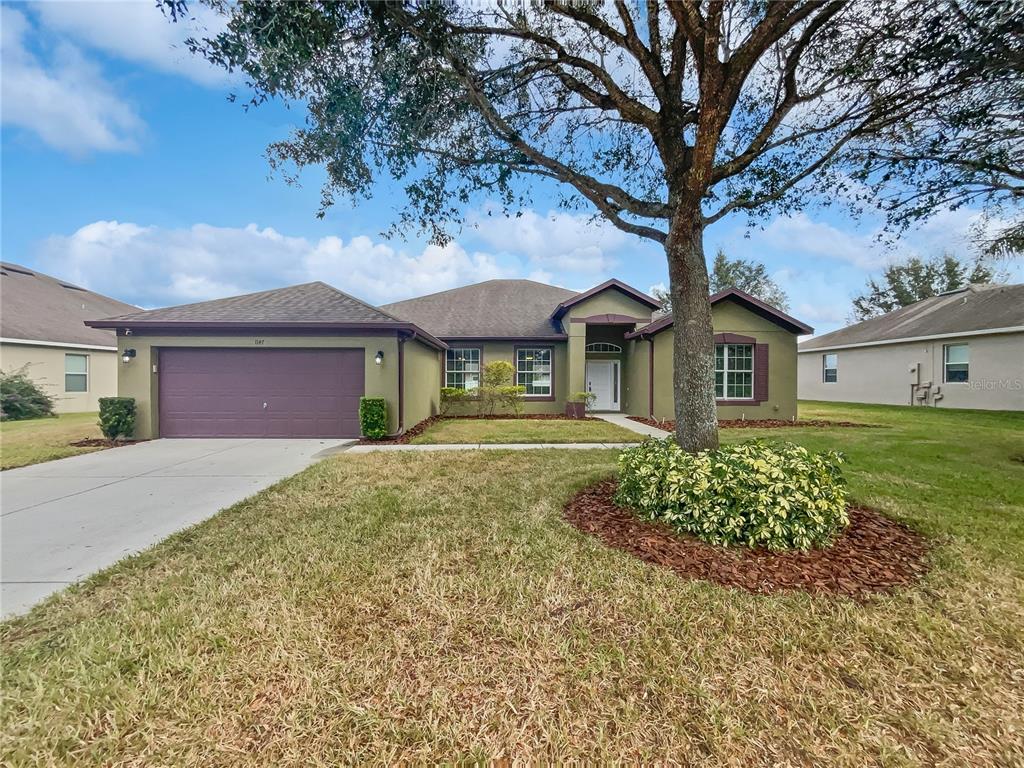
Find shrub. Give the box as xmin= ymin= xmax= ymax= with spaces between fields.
xmin=477 ymin=361 xmax=521 ymax=416
xmin=498 ymin=384 xmax=526 ymax=416
xmin=98 ymin=397 xmax=136 ymax=440
xmin=616 ymin=438 xmax=849 ymax=551
xmin=359 ymin=397 xmax=389 ymax=439
xmin=439 ymin=387 xmax=468 ymax=417
xmin=571 ymin=391 xmax=597 ymax=409
xmin=0 ymin=367 xmax=55 ymax=421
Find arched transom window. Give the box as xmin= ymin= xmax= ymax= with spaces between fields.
xmin=585 ymin=342 xmax=622 ymax=353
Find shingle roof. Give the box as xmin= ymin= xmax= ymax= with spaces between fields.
xmin=799 ymin=283 xmax=1024 ymax=351
xmin=0 ymin=262 xmax=138 ymax=348
xmin=626 ymin=288 xmax=813 ymax=338
xmin=92 ymin=281 xmax=402 ymax=325
xmin=381 ymin=279 xmax=578 ymax=338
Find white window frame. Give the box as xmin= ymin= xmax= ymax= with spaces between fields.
xmin=943 ymin=343 xmax=969 ymax=383
xmin=822 ymin=353 xmax=838 ymax=383
xmin=715 ymin=344 xmax=754 ymax=400
xmin=64 ymin=353 xmax=89 ymax=393
xmin=445 ymin=348 xmax=481 ymax=391
xmin=585 ymin=342 xmax=623 ymax=353
xmin=516 ymin=347 xmax=553 ymax=397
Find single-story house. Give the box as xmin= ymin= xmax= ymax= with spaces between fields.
xmin=85 ymin=278 xmax=812 ymax=439
xmin=1 ymin=262 xmax=138 ymax=413
xmin=798 ymin=283 xmax=1024 ymax=411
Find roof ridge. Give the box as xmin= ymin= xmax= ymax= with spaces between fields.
xmin=311 ymin=281 xmax=403 ymax=321
xmin=382 ymin=278 xmax=578 ymax=307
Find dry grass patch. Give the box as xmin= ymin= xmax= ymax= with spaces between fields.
xmin=409 ymin=416 xmax=641 ymax=444
xmin=0 ymin=412 xmax=103 ymax=470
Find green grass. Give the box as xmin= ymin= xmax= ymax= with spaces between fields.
xmin=409 ymin=416 xmax=642 ymax=444
xmin=2 ymin=403 xmax=1023 ymax=763
xmin=0 ymin=412 xmax=104 ymax=470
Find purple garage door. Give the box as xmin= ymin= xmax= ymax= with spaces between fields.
xmin=159 ymin=348 xmax=365 ymax=438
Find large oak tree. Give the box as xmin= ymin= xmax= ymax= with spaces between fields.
xmin=166 ymin=0 xmax=1021 ymax=451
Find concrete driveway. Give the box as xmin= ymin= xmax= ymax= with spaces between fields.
xmin=1 ymin=438 xmax=352 ymax=618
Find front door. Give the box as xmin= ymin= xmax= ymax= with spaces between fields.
xmin=586 ymin=359 xmax=620 ymax=411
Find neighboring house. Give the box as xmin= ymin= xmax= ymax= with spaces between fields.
xmin=798 ymin=283 xmax=1024 ymax=411
xmin=86 ymin=278 xmax=812 ymax=439
xmin=0 ymin=262 xmax=138 ymax=413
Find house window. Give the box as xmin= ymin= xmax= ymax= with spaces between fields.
xmin=715 ymin=344 xmax=753 ymax=400
xmin=585 ymin=342 xmax=622 ymax=353
xmin=65 ymin=354 xmax=89 ymax=392
xmin=516 ymin=347 xmax=552 ymax=396
xmin=944 ymin=343 xmax=969 ymax=382
xmin=445 ymin=348 xmax=481 ymax=390
xmin=823 ymin=353 xmax=838 ymax=383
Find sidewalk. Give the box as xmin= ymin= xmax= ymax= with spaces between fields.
xmin=592 ymin=412 xmax=669 ymax=438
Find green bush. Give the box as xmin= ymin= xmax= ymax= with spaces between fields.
xmin=359 ymin=397 xmax=389 ymax=439
xmin=616 ymin=438 xmax=849 ymax=551
xmin=0 ymin=367 xmax=55 ymax=421
xmin=439 ymin=387 xmax=468 ymax=417
xmin=570 ymin=391 xmax=596 ymax=409
xmin=98 ymin=397 xmax=136 ymax=440
xmin=477 ymin=361 xmax=523 ymax=416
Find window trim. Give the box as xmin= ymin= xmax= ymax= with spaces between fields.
xmin=514 ymin=345 xmax=555 ymax=400
xmin=714 ymin=343 xmax=754 ymax=401
xmin=822 ymin=353 xmax=838 ymax=383
xmin=584 ymin=342 xmax=623 ymax=354
xmin=943 ymin=343 xmax=970 ymax=383
xmin=64 ymin=353 xmax=89 ymax=393
xmin=444 ymin=347 xmax=482 ymax=392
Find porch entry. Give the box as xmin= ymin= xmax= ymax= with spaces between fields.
xmin=586 ymin=359 xmax=620 ymax=411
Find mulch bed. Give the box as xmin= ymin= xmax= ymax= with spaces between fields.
xmin=628 ymin=415 xmax=873 ymax=431
xmin=69 ymin=438 xmax=147 ymax=449
xmin=564 ymin=480 xmax=930 ymax=600
xmin=356 ymin=414 xmax=602 ymax=445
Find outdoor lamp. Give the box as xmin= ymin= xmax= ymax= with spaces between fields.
xmin=122 ymin=348 xmax=137 ymax=364
xmin=375 ymin=350 xmax=384 ymax=366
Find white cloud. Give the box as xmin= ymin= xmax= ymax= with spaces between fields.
xmin=760 ymin=213 xmax=886 ymax=270
xmin=1 ymin=7 xmax=143 ymax=154
xmin=468 ymin=205 xmax=630 ymax=275
xmin=33 ymin=220 xmax=513 ymax=309
xmin=34 ymin=0 xmax=229 ymax=87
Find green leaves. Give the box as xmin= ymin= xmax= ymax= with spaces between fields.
xmin=615 ymin=438 xmax=849 ymax=552
xmin=98 ymin=397 xmax=136 ymax=440
xmin=358 ymin=396 xmax=389 ymax=439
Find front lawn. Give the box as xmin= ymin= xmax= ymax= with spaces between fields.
xmin=0 ymin=412 xmax=103 ymax=470
xmin=409 ymin=416 xmax=642 ymax=444
xmin=2 ymin=403 xmax=1022 ymax=763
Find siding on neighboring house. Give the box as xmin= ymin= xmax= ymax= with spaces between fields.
xmin=0 ymin=342 xmax=118 ymax=413
xmin=798 ymin=332 xmax=1024 ymax=410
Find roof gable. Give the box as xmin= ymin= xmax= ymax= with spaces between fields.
xmin=799 ymin=283 xmax=1024 ymax=351
xmin=626 ymin=288 xmax=813 ymax=338
xmin=0 ymin=262 xmax=138 ymax=347
xmin=551 ymin=278 xmax=660 ymax=322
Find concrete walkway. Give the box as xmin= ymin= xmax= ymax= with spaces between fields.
xmin=593 ymin=412 xmax=670 ymax=438
xmin=1 ymin=438 xmax=352 ymax=617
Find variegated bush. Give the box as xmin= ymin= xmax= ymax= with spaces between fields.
xmin=615 ymin=439 xmax=849 ymax=551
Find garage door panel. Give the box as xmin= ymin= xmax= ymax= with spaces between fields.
xmin=159 ymin=348 xmax=365 ymax=438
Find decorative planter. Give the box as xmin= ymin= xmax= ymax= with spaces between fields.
xmin=565 ymin=401 xmax=586 ymax=419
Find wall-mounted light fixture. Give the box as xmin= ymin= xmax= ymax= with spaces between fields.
xmin=374 ymin=350 xmax=384 ymax=366
xmin=122 ymin=348 xmax=137 ymax=364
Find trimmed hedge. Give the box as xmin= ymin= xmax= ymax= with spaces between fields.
xmin=0 ymin=367 xmax=55 ymax=421
xmin=616 ymin=438 xmax=849 ymax=551
xmin=98 ymin=397 xmax=136 ymax=440
xmin=359 ymin=397 xmax=389 ymax=439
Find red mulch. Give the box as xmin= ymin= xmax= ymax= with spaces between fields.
xmin=564 ymin=480 xmax=930 ymax=600
xmin=69 ymin=438 xmax=147 ymax=448
xmin=356 ymin=414 xmax=601 ymax=445
xmin=628 ymin=415 xmax=873 ymax=431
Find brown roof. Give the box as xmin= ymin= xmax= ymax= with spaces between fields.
xmin=799 ymin=283 xmax=1024 ymax=351
xmin=627 ymin=288 xmax=813 ymax=338
xmin=0 ymin=262 xmax=138 ymax=348
xmin=87 ymin=281 xmax=448 ymax=349
xmin=381 ymin=279 xmax=578 ymax=338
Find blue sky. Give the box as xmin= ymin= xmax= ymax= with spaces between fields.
xmin=3 ymin=2 xmax=1019 ymax=336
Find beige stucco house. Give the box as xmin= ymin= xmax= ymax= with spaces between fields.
xmin=798 ymin=283 xmax=1024 ymax=411
xmin=85 ymin=278 xmax=812 ymax=439
xmin=0 ymin=262 xmax=138 ymax=413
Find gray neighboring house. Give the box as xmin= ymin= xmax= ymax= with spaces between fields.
xmin=798 ymin=283 xmax=1024 ymax=411
xmin=0 ymin=263 xmax=138 ymax=413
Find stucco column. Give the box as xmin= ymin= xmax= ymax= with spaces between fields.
xmin=567 ymin=323 xmax=587 ymax=401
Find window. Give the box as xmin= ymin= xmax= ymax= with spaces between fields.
xmin=944 ymin=343 xmax=969 ymax=382
xmin=445 ymin=348 xmax=481 ymax=390
xmin=714 ymin=344 xmax=753 ymax=400
xmin=65 ymin=354 xmax=88 ymax=392
xmin=585 ymin=342 xmax=622 ymax=353
xmin=516 ymin=347 xmax=552 ymax=396
xmin=822 ymin=353 xmax=838 ymax=383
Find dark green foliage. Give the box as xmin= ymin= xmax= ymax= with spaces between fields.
xmin=709 ymin=250 xmax=789 ymax=311
xmin=0 ymin=367 xmax=55 ymax=421
xmin=98 ymin=397 xmax=136 ymax=440
xmin=851 ymin=253 xmax=1004 ymax=320
xmin=359 ymin=397 xmax=389 ymax=439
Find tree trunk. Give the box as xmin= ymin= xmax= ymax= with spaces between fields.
xmin=666 ymin=207 xmax=719 ymax=453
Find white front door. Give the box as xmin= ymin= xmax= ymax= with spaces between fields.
xmin=586 ymin=359 xmax=620 ymax=411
